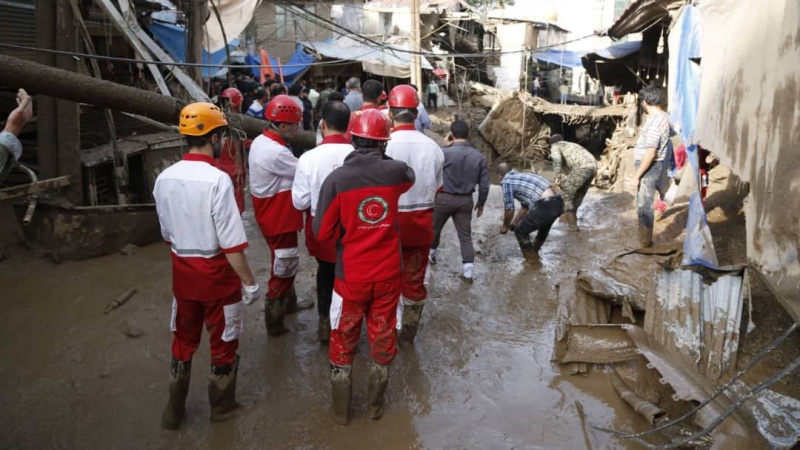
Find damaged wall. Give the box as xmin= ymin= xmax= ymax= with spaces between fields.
xmin=694 ymin=0 xmax=800 ymax=319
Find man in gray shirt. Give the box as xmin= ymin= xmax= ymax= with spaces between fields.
xmin=429 ymin=120 xmax=489 ymax=281
xmin=343 ymin=77 xmax=363 ymax=112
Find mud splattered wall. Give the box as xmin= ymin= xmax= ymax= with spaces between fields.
xmin=695 ymin=0 xmax=800 ymax=318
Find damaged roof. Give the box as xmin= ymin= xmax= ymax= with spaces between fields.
xmin=604 ymin=0 xmax=685 ymax=39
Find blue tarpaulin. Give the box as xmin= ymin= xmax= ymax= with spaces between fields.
xmin=591 ymin=40 xmax=642 ymax=60
xmin=146 ymin=22 xmax=240 ymax=79
xmin=531 ymin=49 xmax=584 ymax=68
xmin=244 ymin=45 xmax=315 ymax=84
xmin=669 ymin=6 xmax=718 ymax=269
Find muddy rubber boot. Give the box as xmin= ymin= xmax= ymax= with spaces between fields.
xmin=398 ymin=304 xmax=425 ymax=344
xmin=285 ymin=286 xmax=314 ymax=314
xmin=264 ymin=296 xmax=289 ymax=336
xmin=560 ymin=210 xmax=579 ymax=231
xmin=318 ymin=316 xmax=331 ymax=344
xmin=161 ymin=358 xmax=191 ymax=430
xmin=366 ymin=362 xmax=390 ymax=420
xmin=208 ymin=357 xmax=241 ymax=423
xmin=638 ymin=223 xmax=653 ymax=247
xmin=329 ymin=364 xmax=352 ymax=425
xmin=520 ymin=246 xmax=540 ymax=264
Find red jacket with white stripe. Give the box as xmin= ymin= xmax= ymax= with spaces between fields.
xmin=385 ymin=124 xmax=445 ymax=246
xmin=249 ymin=131 xmax=304 ymax=236
xmin=313 ymin=149 xmax=415 ymax=283
xmin=292 ymin=134 xmax=354 ymax=262
xmin=153 ymin=153 xmax=248 ymax=301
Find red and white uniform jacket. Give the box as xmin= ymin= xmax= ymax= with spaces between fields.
xmin=292 ymin=134 xmax=354 ymax=262
xmin=385 ymin=125 xmax=444 ymax=246
xmin=153 ymin=153 xmax=248 ymax=302
xmin=313 ymin=150 xmax=415 ymax=283
xmin=249 ymin=131 xmax=304 ymax=236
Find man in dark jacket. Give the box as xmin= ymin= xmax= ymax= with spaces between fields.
xmin=429 ymin=120 xmax=489 ymax=281
xmin=314 ymin=109 xmax=415 ymax=426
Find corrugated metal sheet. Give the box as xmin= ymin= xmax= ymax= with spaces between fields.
xmin=644 ymin=268 xmax=744 ymax=380
xmin=0 ymin=1 xmax=36 ymax=62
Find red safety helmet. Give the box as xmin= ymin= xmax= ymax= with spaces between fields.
xmin=350 ymin=109 xmax=391 ymax=141
xmin=220 ymin=87 xmax=244 ymax=111
xmin=388 ymin=85 xmax=419 ymax=108
xmin=264 ymin=94 xmax=302 ymax=123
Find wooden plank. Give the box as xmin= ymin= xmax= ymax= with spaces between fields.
xmin=0 ymin=176 xmax=72 ymax=201
xmin=92 ymin=0 xmax=171 ymax=96
xmin=115 ymin=0 xmax=208 ymax=101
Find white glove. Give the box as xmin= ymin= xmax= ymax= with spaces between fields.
xmin=242 ymin=284 xmax=261 ymax=305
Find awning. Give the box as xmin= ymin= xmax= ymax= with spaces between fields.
xmin=581 ymin=40 xmax=642 ymax=92
xmin=604 ymin=0 xmax=684 ymax=39
xmin=146 ymin=22 xmax=239 ymax=79
xmin=243 ymin=45 xmax=315 ymax=84
xmin=300 ymin=37 xmax=433 ymax=79
xmin=531 ymin=49 xmax=584 ymax=69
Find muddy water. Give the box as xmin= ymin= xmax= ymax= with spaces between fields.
xmin=0 ymin=186 xmax=653 ymax=449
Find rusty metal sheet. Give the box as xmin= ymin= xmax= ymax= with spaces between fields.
xmin=644 ymin=268 xmax=744 ymax=380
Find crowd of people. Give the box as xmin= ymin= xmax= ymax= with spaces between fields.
xmin=151 ymin=76 xmax=677 ymax=430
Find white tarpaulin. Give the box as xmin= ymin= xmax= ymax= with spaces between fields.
xmin=300 ymin=37 xmax=433 ymax=78
xmin=694 ymin=0 xmax=800 ymax=318
xmin=151 ymin=0 xmax=258 ymax=53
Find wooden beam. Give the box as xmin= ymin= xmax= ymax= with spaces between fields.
xmin=92 ymin=0 xmax=171 ymax=96
xmin=35 ymin=0 xmax=58 ymax=180
xmin=0 ymin=176 xmax=72 ymax=201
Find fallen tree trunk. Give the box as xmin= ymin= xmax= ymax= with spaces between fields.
xmin=0 ymin=54 xmax=316 ymax=149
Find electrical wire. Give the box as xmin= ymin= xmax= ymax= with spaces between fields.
xmin=590 ymin=321 xmax=799 ymax=440
xmin=607 ymin=354 xmax=800 ymax=449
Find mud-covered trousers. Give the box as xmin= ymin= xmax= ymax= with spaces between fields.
xmin=560 ymin=166 xmax=596 ymax=212
xmin=171 ymin=291 xmax=242 ymax=367
xmin=431 ymin=193 xmax=475 ymax=263
xmin=401 ymin=245 xmax=430 ymax=306
xmin=329 ymin=277 xmax=402 ymax=366
xmin=634 ymin=160 xmax=664 ymax=236
xmin=514 ymin=196 xmax=564 ymax=249
xmin=265 ymin=232 xmax=298 ymax=298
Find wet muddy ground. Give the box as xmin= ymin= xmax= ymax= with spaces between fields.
xmin=0 ymin=184 xmax=665 ymax=449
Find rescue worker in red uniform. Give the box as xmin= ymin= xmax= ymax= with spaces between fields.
xmin=154 ymin=102 xmax=261 ymax=430
xmin=218 ymin=87 xmax=249 ymax=214
xmin=249 ymin=94 xmax=313 ymax=336
xmin=292 ymin=101 xmax=354 ymax=343
xmin=385 ymin=85 xmax=444 ymax=344
xmin=314 ymin=110 xmax=415 ymax=425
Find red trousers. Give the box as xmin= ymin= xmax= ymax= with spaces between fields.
xmin=329 ymin=277 xmax=402 ymax=366
xmin=171 ymin=291 xmax=242 ymax=367
xmin=265 ymin=231 xmax=299 ymax=298
xmin=401 ymin=244 xmax=430 ymax=304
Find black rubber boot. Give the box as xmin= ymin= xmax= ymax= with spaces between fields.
xmin=398 ymin=303 xmax=425 ymax=344
xmin=285 ymin=285 xmax=314 ymax=314
xmin=638 ymin=223 xmax=653 ymax=247
xmin=265 ymin=296 xmax=289 ymax=336
xmin=161 ymin=358 xmax=191 ymax=430
xmin=366 ymin=362 xmax=390 ymax=420
xmin=208 ymin=356 xmax=241 ymax=423
xmin=318 ymin=316 xmax=331 ymax=344
xmin=329 ymin=364 xmax=352 ymax=425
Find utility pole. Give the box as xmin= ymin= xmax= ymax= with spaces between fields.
xmin=410 ymin=0 xmax=422 ymax=88
xmin=184 ymin=0 xmax=205 ymax=85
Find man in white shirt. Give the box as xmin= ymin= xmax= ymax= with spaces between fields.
xmin=249 ymin=95 xmax=312 ymax=337
xmin=385 ymin=85 xmax=444 ymax=344
xmin=154 ymin=102 xmax=260 ymax=430
xmin=292 ymin=101 xmax=354 ymax=343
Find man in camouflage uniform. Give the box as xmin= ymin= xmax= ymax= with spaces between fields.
xmin=548 ymin=135 xmax=597 ymax=230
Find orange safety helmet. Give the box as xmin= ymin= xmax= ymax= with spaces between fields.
xmin=179 ymin=102 xmax=228 ymax=136
xmin=388 ymin=85 xmax=419 ymax=108
xmin=220 ymin=87 xmax=244 ymax=111
xmin=264 ymin=94 xmax=302 ymax=123
xmin=350 ymin=109 xmax=391 ymax=141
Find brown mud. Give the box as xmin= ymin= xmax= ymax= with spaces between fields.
xmin=0 ymin=183 xmax=662 ymax=449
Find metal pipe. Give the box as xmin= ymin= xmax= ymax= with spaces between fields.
xmin=16 ymin=163 xmax=39 ymax=224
